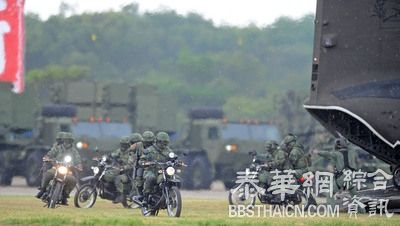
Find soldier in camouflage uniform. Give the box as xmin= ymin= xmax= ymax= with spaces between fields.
xmin=140 ymin=132 xmax=173 ymax=206
xmin=257 ymin=140 xmax=278 ymax=188
xmin=36 ymin=132 xmax=82 ymax=205
xmin=316 ymin=138 xmax=358 ymax=207
xmin=142 ymin=131 xmax=155 ymax=149
xmin=128 ymin=133 xmax=145 ymax=199
xmin=280 ymin=134 xmax=310 ymax=177
xmin=105 ymin=136 xmax=135 ymax=203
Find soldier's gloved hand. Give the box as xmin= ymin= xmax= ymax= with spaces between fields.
xmin=42 ymin=156 xmax=50 ymax=161
xmin=76 ymin=164 xmax=83 ymax=171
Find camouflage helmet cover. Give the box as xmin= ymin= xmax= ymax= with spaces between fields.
xmin=156 ymin=131 xmax=170 ymax=142
xmin=56 ymin=131 xmax=65 ymax=140
xmin=142 ymin=131 xmax=155 ymax=142
xmin=265 ymin=140 xmax=278 ymax=151
xmin=130 ymin=133 xmax=143 ymax=143
xmin=63 ymin=132 xmax=75 ymax=141
xmin=120 ymin=136 xmax=131 ymax=145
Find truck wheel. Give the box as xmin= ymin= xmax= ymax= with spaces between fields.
xmin=25 ymin=150 xmax=44 ymax=187
xmin=0 ymin=152 xmax=13 ymax=186
xmin=0 ymin=170 xmax=13 ymax=185
xmin=183 ymin=154 xmax=212 ymax=189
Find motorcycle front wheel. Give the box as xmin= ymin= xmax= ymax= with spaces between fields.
xmin=166 ymin=186 xmax=182 ymax=217
xmin=74 ymin=184 xmax=97 ymax=208
xmin=228 ymin=183 xmax=257 ymax=206
xmin=48 ymin=182 xmax=63 ymax=208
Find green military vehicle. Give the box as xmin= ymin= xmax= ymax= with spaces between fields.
xmin=0 ymin=81 xmax=176 ymax=186
xmin=177 ymin=108 xmax=281 ymax=189
xmin=0 ymin=83 xmax=77 ymax=186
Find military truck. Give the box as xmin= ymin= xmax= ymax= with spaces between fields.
xmin=304 ymin=0 xmax=398 ymax=186
xmin=0 ymin=81 xmax=176 ymax=186
xmin=0 ymin=83 xmax=77 ymax=186
xmin=178 ymin=108 xmax=281 ymax=189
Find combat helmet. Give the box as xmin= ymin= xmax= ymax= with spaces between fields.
xmin=280 ymin=133 xmax=297 ymax=152
xmin=142 ymin=131 xmax=155 ymax=142
xmin=265 ymin=140 xmax=278 ymax=153
xmin=130 ymin=133 xmax=143 ymax=144
xmin=156 ymin=132 xmax=170 ymax=149
xmin=120 ymin=136 xmax=131 ymax=151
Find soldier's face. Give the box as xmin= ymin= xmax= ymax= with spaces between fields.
xmin=157 ymin=141 xmax=168 ymax=149
xmin=121 ymin=143 xmax=130 ymax=151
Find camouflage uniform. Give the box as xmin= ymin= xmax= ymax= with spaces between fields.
xmin=105 ymin=136 xmax=134 ymax=203
xmin=140 ymin=132 xmax=172 ymax=197
xmin=280 ymin=134 xmax=309 ymax=177
xmin=129 ymin=133 xmax=144 ymax=196
xmin=40 ymin=133 xmax=82 ymax=198
xmin=142 ymin=131 xmax=155 ymax=149
xmin=257 ymin=140 xmax=278 ymax=187
xmin=317 ymin=138 xmax=358 ymax=207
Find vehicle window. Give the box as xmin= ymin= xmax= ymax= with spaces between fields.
xmin=221 ymin=123 xmax=280 ymax=141
xmin=100 ymin=123 xmax=132 ymax=137
xmin=71 ymin=122 xmax=101 ymax=138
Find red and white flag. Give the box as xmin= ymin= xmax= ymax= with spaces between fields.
xmin=0 ymin=0 xmax=25 ymax=93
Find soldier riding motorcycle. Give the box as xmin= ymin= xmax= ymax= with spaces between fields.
xmin=74 ymin=154 xmax=135 ymax=208
xmin=134 ymin=132 xmax=185 ymax=217
xmin=135 ymin=152 xmax=185 ymax=217
xmin=36 ymin=132 xmax=82 ymax=207
xmin=40 ymin=155 xmax=79 ymax=208
xmin=228 ymin=151 xmax=316 ymax=208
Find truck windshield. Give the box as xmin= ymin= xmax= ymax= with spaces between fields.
xmin=221 ymin=123 xmax=280 ymax=141
xmin=71 ymin=122 xmax=132 ymax=138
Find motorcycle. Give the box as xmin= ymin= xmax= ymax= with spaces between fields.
xmin=228 ymin=152 xmax=316 ymax=208
xmin=135 ymin=152 xmax=185 ymax=217
xmin=41 ymin=155 xmax=77 ymax=208
xmin=74 ymin=155 xmax=136 ymax=208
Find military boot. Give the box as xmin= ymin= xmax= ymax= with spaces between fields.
xmin=61 ymin=191 xmax=69 ymax=205
xmin=113 ymin=193 xmax=124 ymax=204
xmin=35 ymin=187 xmax=45 ymax=199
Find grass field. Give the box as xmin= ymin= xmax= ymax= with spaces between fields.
xmin=0 ymin=196 xmax=399 ymax=226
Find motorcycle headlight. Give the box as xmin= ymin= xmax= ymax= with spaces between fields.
xmin=91 ymin=166 xmax=99 ymax=175
xmin=102 ymin=155 xmax=107 ymax=162
xmin=58 ymin=166 xmax=68 ymax=175
xmin=76 ymin=142 xmax=83 ymax=149
xmin=168 ymin=152 xmax=176 ymax=158
xmin=64 ymin=155 xmax=72 ymax=163
xmin=166 ymin=167 xmax=175 ymax=176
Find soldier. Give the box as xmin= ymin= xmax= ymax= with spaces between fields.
xmin=53 ymin=132 xmax=65 ymax=148
xmin=129 ymin=133 xmax=145 ymax=199
xmin=105 ymin=136 xmax=135 ymax=203
xmin=38 ymin=132 xmax=66 ymax=183
xmin=140 ymin=131 xmax=173 ymax=206
xmin=36 ymin=132 xmax=82 ymax=205
xmin=142 ymin=131 xmax=155 ymax=149
xmin=257 ymin=140 xmax=278 ymax=188
xmin=316 ymin=138 xmax=358 ymax=207
xmin=280 ymin=133 xmax=310 ymax=177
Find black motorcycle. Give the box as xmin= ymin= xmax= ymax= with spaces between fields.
xmin=228 ymin=153 xmax=316 ymax=208
xmin=41 ymin=155 xmax=77 ymax=208
xmin=74 ymin=155 xmax=136 ymax=208
xmin=135 ymin=152 xmax=185 ymax=217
